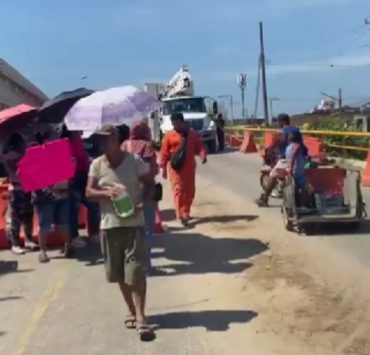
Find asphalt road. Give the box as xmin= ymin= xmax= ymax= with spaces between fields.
xmin=202 ymin=150 xmax=370 ymax=269
xmin=1 ymin=150 xmax=370 ymax=355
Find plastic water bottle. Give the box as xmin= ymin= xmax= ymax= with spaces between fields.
xmin=112 ymin=188 xmax=134 ymax=219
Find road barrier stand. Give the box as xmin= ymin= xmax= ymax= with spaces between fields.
xmin=240 ymin=131 xmax=258 ymax=154
xmin=362 ymin=149 xmax=370 ymax=187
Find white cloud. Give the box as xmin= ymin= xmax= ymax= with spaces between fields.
xmin=331 ymin=52 xmax=370 ymax=66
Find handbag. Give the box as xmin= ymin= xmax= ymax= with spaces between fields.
xmin=170 ymin=131 xmax=188 ymax=171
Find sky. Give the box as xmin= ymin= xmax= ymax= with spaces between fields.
xmin=1 ymin=0 xmax=370 ymax=117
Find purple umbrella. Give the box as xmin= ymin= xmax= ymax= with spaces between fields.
xmin=64 ymin=86 xmax=162 ymax=132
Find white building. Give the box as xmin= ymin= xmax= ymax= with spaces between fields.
xmin=0 ymin=58 xmax=48 ymax=110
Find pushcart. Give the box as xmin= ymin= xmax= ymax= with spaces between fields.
xmin=281 ymin=167 xmax=367 ymax=234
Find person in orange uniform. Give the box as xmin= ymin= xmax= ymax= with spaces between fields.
xmin=160 ymin=112 xmax=207 ymax=227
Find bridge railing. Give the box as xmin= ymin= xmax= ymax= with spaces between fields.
xmin=225 ymin=126 xmax=370 ymax=159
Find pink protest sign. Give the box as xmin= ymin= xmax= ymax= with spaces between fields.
xmin=17 ymin=138 xmax=76 ymax=192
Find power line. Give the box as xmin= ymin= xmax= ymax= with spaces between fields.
xmin=326 ymin=25 xmax=370 ymax=60
xmin=268 ymin=20 xmax=370 ymax=70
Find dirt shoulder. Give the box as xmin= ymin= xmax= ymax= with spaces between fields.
xmin=165 ymin=173 xmax=370 ymax=355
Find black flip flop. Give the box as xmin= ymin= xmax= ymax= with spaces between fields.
xmin=136 ymin=322 xmax=155 ymax=342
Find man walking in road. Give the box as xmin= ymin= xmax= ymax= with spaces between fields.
xmin=160 ymin=112 xmax=207 ymax=227
xmin=86 ymin=125 xmax=154 ymax=341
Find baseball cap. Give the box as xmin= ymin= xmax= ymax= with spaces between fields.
xmin=94 ymin=125 xmax=118 ymax=136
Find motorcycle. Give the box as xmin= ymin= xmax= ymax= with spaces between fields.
xmin=260 ymin=149 xmax=316 ymax=199
xmin=260 ymin=165 xmax=285 ymax=198
xmin=260 ymin=148 xmax=285 ymax=198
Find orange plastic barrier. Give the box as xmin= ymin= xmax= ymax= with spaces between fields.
xmin=265 ymin=132 xmax=278 ymax=149
xmin=230 ymin=136 xmax=242 ymax=148
xmin=18 ymin=213 xmax=65 ymax=248
xmin=303 ymin=136 xmax=325 ymax=163
xmin=154 ymin=207 xmax=165 ymax=234
xmin=0 ymin=182 xmax=90 ymax=249
xmin=240 ymin=131 xmax=258 ymax=154
xmin=362 ymin=149 xmax=370 ymax=187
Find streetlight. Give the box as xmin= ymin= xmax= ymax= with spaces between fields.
xmin=237 ymin=73 xmax=247 ymax=119
xmin=217 ymin=95 xmax=234 ymax=124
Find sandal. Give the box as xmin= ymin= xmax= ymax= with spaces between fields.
xmin=124 ymin=315 xmax=136 ymax=329
xmin=39 ymin=252 xmax=50 ymax=264
xmin=136 ymin=322 xmax=155 ymax=342
xmin=255 ymin=196 xmax=269 ymax=207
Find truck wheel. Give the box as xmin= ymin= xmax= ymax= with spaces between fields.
xmin=207 ymin=139 xmax=217 ymax=154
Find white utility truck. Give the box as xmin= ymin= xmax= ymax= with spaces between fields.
xmin=144 ymin=66 xmax=219 ymax=153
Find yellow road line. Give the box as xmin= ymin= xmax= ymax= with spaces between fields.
xmin=13 ymin=269 xmax=67 ymax=355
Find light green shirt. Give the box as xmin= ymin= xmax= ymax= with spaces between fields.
xmin=89 ymin=153 xmax=149 ymax=230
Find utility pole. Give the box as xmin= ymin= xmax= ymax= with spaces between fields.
xmin=338 ymin=88 xmax=343 ymax=113
xmin=230 ymin=95 xmax=234 ymax=121
xmin=259 ymin=21 xmax=269 ymax=125
xmin=241 ymin=87 xmax=245 ymax=118
xmin=237 ymin=73 xmax=247 ymax=118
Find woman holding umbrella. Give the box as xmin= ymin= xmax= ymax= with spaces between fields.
xmin=31 ymin=132 xmax=73 ymax=263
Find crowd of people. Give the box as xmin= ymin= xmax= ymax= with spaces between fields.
xmin=0 ymin=112 xmax=208 ymax=340
xmin=0 ymin=108 xmax=309 ymax=340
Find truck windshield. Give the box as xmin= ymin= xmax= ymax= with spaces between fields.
xmin=163 ymin=98 xmax=206 ymax=115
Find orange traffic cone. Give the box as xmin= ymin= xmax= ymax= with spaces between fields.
xmin=362 ymin=148 xmax=370 ymax=187
xmin=154 ymin=207 xmax=165 ymax=234
xmin=240 ymin=131 xmax=258 ymax=153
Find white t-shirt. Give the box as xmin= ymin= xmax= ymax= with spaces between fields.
xmin=89 ymin=153 xmax=149 ymax=230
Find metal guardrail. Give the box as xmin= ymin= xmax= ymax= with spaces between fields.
xmin=226 ymin=126 xmax=370 ymax=155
